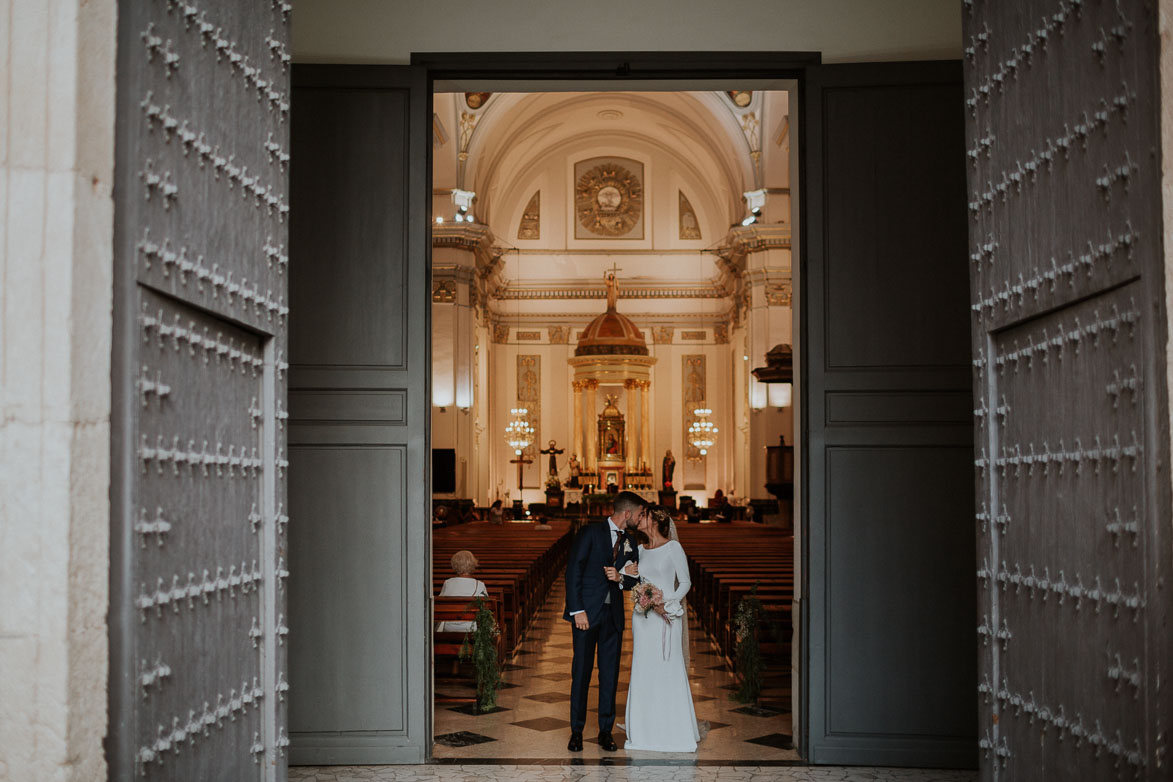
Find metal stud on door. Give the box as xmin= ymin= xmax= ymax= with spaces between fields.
xmin=964 ymin=2 xmax=1171 ymax=779
xmin=111 ymin=2 xmax=290 ymax=779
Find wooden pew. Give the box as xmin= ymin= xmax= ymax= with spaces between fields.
xmin=673 ymin=523 xmax=794 ymax=685
xmin=432 ymin=519 xmax=573 ymax=656
xmin=434 ymin=595 xmax=505 ymax=667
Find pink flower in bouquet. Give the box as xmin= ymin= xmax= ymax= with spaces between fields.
xmin=631 ymin=581 xmax=664 ymax=615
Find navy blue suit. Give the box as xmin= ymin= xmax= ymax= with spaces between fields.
xmin=564 ymin=520 xmax=639 ymax=733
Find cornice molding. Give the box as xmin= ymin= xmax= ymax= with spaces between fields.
xmin=431 ymin=222 xmax=496 ymax=252
xmin=717 ymin=224 xmax=793 ymax=260
xmin=492 ymin=284 xmax=726 ymax=301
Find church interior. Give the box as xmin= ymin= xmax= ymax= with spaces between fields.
xmin=426 ymin=88 xmax=799 ymax=759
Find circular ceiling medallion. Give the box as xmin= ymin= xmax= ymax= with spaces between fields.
xmin=596 ymin=109 xmax=624 ymax=120
xmin=575 ymin=163 xmax=643 ymax=237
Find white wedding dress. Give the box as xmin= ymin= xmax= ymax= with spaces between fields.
xmin=623 ymin=539 xmax=700 ymax=752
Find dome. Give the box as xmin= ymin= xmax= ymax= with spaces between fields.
xmin=575 ymin=308 xmax=649 ymax=356
xmin=575 ymin=271 xmax=649 ymax=356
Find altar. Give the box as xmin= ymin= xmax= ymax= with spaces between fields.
xmin=567 ymin=270 xmax=657 ymax=494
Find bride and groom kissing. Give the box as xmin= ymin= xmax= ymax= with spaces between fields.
xmin=563 ymin=491 xmax=700 ymax=753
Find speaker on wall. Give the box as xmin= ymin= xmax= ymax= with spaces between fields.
xmin=433 ymin=448 xmax=456 ymax=494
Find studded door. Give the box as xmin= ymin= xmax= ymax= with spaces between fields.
xmin=109 ymin=2 xmax=290 ymax=779
xmin=964 ymin=1 xmax=1170 ymax=778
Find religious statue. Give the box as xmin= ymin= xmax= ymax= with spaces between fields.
xmin=567 ymin=454 xmax=581 ymax=488
xmin=662 ymin=449 xmax=676 ymax=490
xmin=604 ymin=269 xmax=619 ymax=310
xmin=540 ymin=440 xmax=564 ymax=478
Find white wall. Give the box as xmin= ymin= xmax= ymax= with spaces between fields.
xmin=0 ymin=1 xmax=115 ymax=780
xmin=291 ymin=0 xmax=961 ymax=65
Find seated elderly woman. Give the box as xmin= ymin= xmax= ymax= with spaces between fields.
xmin=435 ymin=549 xmax=488 ymax=632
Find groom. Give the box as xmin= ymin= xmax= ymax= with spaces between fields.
xmin=564 ymin=490 xmax=646 ymax=752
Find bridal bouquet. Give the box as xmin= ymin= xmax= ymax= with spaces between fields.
xmin=631 ymin=581 xmax=668 ymax=621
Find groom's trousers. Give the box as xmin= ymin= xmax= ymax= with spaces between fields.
xmin=569 ymin=616 xmax=622 ymax=733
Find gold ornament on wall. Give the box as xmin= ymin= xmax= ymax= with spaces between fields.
xmin=517 ymin=191 xmax=540 ymax=240
xmin=574 ymin=157 xmax=644 ymax=239
xmin=431 ymin=279 xmax=456 ymax=303
xmin=727 ymin=90 xmax=753 ymax=108
xmin=464 ymin=92 xmax=492 ymax=109
xmin=766 ymin=280 xmax=793 ymax=307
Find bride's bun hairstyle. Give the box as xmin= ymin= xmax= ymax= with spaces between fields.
xmin=647 ymin=505 xmax=673 ymax=538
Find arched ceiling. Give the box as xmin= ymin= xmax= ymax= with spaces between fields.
xmin=461 ymin=91 xmax=756 ymax=228
xmin=432 ymin=89 xmax=793 ymax=321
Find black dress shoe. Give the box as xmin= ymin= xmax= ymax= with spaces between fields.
xmin=597 ymin=731 xmax=618 ymax=751
xmin=567 ymin=731 xmax=583 ymax=752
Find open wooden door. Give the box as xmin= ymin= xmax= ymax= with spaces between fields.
xmin=109 ymin=3 xmax=291 ymax=779
xmin=801 ymin=61 xmax=977 ymax=767
xmin=286 ymin=66 xmax=433 ymax=764
xmin=964 ymin=4 xmax=1171 ymax=778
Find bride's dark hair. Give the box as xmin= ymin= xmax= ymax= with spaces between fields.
xmin=647 ymin=505 xmax=673 ymax=538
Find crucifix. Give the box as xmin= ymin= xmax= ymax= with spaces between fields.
xmin=509 ymin=452 xmax=533 ymax=491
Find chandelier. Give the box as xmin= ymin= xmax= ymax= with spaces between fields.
xmin=505 ymin=407 xmax=535 ymax=454
xmin=688 ymin=407 xmax=718 ymax=456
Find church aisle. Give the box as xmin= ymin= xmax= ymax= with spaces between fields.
xmin=431 ymin=580 xmax=798 ymax=763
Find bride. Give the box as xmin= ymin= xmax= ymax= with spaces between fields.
xmin=623 ymin=505 xmax=700 ymax=752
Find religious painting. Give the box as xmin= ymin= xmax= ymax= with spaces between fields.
xmin=683 ymin=355 xmax=706 ymax=461
xmin=517 ymin=355 xmax=541 ymax=478
xmin=678 ymin=191 xmax=702 ymax=240
xmin=574 ymin=157 xmax=644 ymax=240
xmin=597 ymin=394 xmax=626 ymax=463
xmin=517 ymin=190 xmax=540 ymax=240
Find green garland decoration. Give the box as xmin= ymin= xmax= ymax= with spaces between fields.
xmin=459 ymin=595 xmax=504 ymax=712
xmin=733 ymin=583 xmax=766 ymax=704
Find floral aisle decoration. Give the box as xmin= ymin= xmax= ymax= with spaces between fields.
xmin=458 ymin=595 xmax=504 ymax=712
xmin=733 ymin=583 xmax=766 ymax=704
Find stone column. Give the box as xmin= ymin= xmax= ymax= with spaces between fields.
xmin=584 ymin=379 xmax=598 ymax=474
xmin=624 ymin=379 xmax=638 ymax=474
xmin=640 ymin=379 xmax=652 ymax=474
xmin=572 ymin=379 xmax=585 ymax=467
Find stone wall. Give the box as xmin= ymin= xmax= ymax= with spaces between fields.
xmin=0 ymin=1 xmax=115 ymax=779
